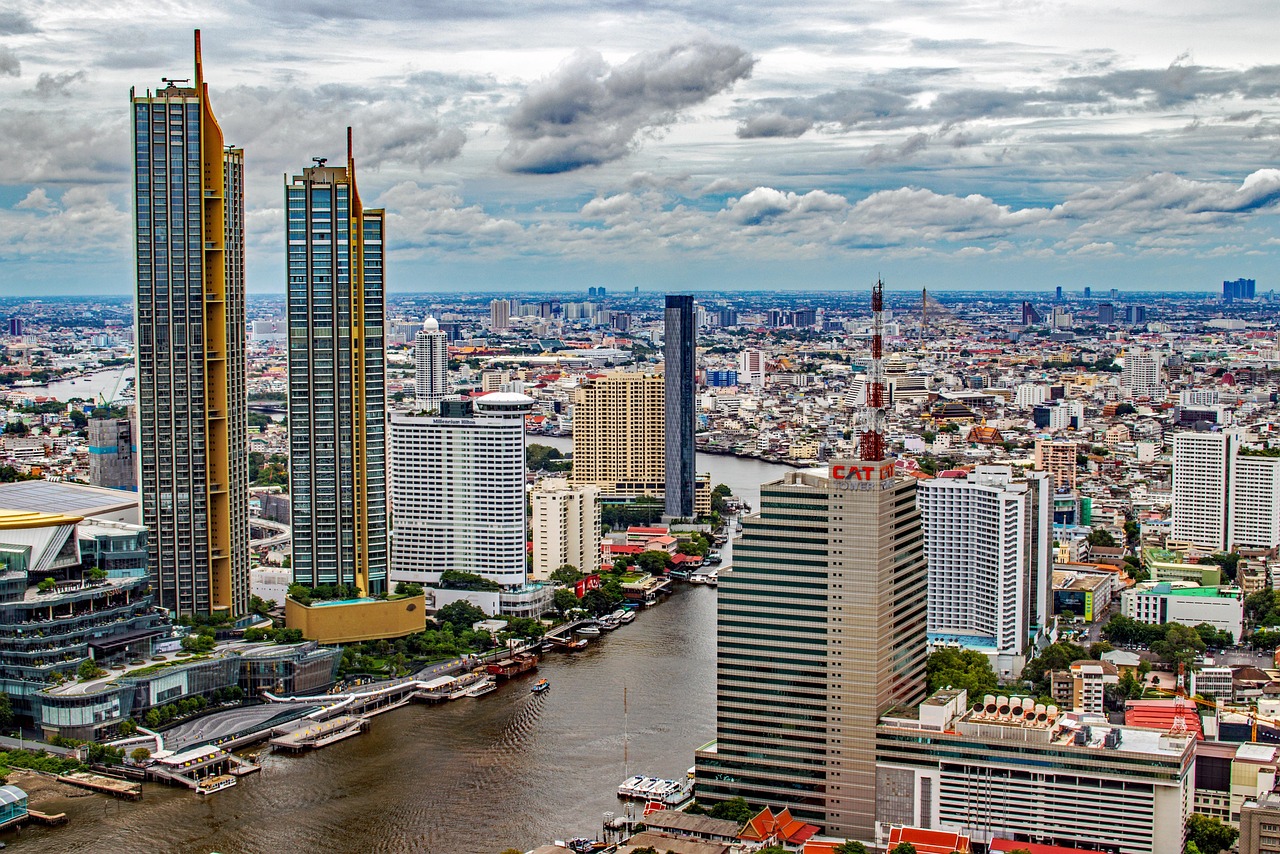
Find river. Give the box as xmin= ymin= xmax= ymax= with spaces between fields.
xmin=531 ymin=434 xmax=795 ymax=513
xmin=7 ymin=444 xmax=792 ymax=854
xmin=19 ymin=366 xmax=134 ymax=404
xmin=8 ymin=588 xmax=740 ymax=854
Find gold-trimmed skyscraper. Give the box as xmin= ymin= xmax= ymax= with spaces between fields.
xmin=285 ymin=130 xmax=388 ymax=597
xmin=131 ymin=31 xmax=249 ymax=617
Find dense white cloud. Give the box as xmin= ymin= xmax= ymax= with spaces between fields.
xmin=0 ymin=0 xmax=1278 ymax=291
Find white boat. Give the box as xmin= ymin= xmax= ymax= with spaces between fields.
xmin=575 ymin=624 xmax=601 ymax=637
xmin=689 ymin=574 xmax=710 ymax=584
xmin=463 ymin=678 xmax=497 ymax=698
xmin=196 ymin=775 xmax=237 ymax=796
xmin=598 ymin=615 xmax=620 ymax=631
xmin=617 ymin=775 xmax=646 ymax=797
xmin=618 ymin=610 xmax=636 ymax=624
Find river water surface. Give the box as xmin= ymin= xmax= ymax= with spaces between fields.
xmin=14 ymin=589 xmax=719 ymax=854
xmin=8 ymin=448 xmax=791 ymax=854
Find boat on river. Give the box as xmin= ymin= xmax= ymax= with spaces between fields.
xmin=531 ymin=678 xmax=550 ymax=694
xmin=618 ymin=609 xmax=636 ymax=624
xmin=196 ymin=775 xmax=237 ymax=796
xmin=575 ymin=624 xmax=601 ymax=637
xmin=464 ymin=678 xmax=498 ymax=698
xmin=567 ymin=638 xmax=589 ymax=651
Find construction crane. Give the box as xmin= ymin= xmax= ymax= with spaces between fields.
xmin=1147 ymin=686 xmax=1280 ymax=742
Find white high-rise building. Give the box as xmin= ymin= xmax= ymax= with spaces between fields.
xmin=1230 ymin=452 xmax=1280 ymax=550
xmin=916 ymin=466 xmax=1051 ymax=677
xmin=490 ymin=298 xmax=511 ymax=331
xmin=413 ymin=316 xmax=448 ymax=412
xmin=1172 ymin=431 xmax=1233 ymax=551
xmin=1122 ymin=348 xmax=1165 ymax=399
xmin=531 ymin=478 xmax=601 ymax=581
xmin=1014 ymin=383 xmax=1047 ymax=408
xmin=737 ymin=349 xmax=766 ymax=387
xmin=388 ymin=394 xmax=533 ymax=587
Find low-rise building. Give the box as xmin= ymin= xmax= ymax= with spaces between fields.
xmin=1121 ymin=582 xmax=1244 ymax=639
xmin=1240 ymin=790 xmax=1280 ymax=854
xmin=875 ymin=688 xmax=1194 ymax=854
xmin=1052 ymin=566 xmax=1117 ymax=621
xmin=285 ymin=594 xmax=427 ymax=644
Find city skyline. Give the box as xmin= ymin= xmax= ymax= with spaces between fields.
xmin=1 ymin=3 xmax=1278 ymax=295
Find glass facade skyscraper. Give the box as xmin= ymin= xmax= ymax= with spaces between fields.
xmin=286 ymin=132 xmax=387 ymax=596
xmin=664 ymin=294 xmax=696 ymax=518
xmin=131 ymin=31 xmax=248 ymax=616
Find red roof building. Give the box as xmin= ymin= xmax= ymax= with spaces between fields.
xmin=1124 ymin=699 xmax=1205 ymax=740
xmin=887 ymin=826 xmax=972 ymax=853
xmin=738 ymin=807 xmax=820 ymax=847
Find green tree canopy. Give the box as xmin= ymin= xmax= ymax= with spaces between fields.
xmin=439 ymin=570 xmax=502 ymax=592
xmin=553 ymin=587 xmax=581 ymax=616
xmin=926 ymin=648 xmax=998 ymax=697
xmin=708 ymin=796 xmax=755 ymax=824
xmin=834 ymin=842 xmax=869 ymax=854
xmin=1087 ymin=528 xmax=1117 ymax=547
xmin=889 ymin=844 xmax=918 ymax=854
xmin=1185 ymin=813 xmax=1237 ymax=854
xmin=436 ymin=600 xmax=489 ymax=633
xmin=550 ymin=565 xmax=584 ymax=584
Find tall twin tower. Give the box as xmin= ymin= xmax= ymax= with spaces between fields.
xmin=132 ymin=33 xmax=385 ymax=615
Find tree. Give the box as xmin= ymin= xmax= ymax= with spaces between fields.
xmin=437 ymin=600 xmax=488 ymax=633
xmin=69 ymin=409 xmax=88 ymax=429
xmin=890 ymin=844 xmax=918 ymax=854
xmin=708 ymin=796 xmax=754 ymax=824
xmin=834 ymin=842 xmax=869 ymax=854
xmin=635 ymin=549 xmax=674 ymax=575
xmin=249 ymin=594 xmax=273 ymax=615
xmin=1152 ymin=623 xmax=1206 ymax=669
xmin=549 ymin=565 xmax=584 ymax=585
xmin=553 ymin=587 xmax=581 ymax=616
xmin=37 ymin=577 xmax=56 ymax=593
xmin=273 ymin=628 xmax=304 ymax=644
xmin=130 ymin=747 xmax=151 ymax=763
xmin=926 ymin=648 xmax=998 ymax=697
xmin=0 ymin=692 xmax=12 ymax=730
xmin=1087 ymin=528 xmax=1116 ymax=548
xmin=759 ymin=847 xmax=788 ymax=854
xmin=581 ymin=589 xmax=614 ymax=616
xmin=77 ymin=658 xmax=106 ymax=680
xmin=394 ymin=582 xmax=424 ymax=597
xmin=439 ymin=569 xmax=502 ymax=592
xmin=1185 ymin=813 xmax=1237 ymax=854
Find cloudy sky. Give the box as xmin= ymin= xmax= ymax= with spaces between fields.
xmin=2 ymin=0 xmax=1279 ymax=296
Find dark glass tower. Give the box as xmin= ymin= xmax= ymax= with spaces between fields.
xmin=131 ymin=31 xmax=248 ymax=617
xmin=664 ymin=295 xmax=696 ymax=518
xmin=285 ymin=130 xmax=388 ymax=596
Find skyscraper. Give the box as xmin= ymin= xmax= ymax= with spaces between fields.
xmin=664 ymin=295 xmax=696 ymax=518
xmin=389 ymin=395 xmax=533 ymax=587
xmin=1122 ymin=347 xmax=1164 ymax=399
xmin=695 ymin=460 xmax=928 ymax=838
xmin=1172 ymin=431 xmax=1233 ymax=552
xmin=414 ymin=316 xmax=448 ymax=412
xmin=696 ymin=283 xmax=927 ymax=841
xmin=131 ymin=32 xmax=248 ymax=616
xmin=917 ymin=466 xmax=1051 ymax=677
xmin=286 ymin=131 xmax=387 ymax=596
xmin=490 ymin=299 xmax=510 ymax=330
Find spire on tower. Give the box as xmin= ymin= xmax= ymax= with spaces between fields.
xmin=858 ymin=279 xmax=888 ymax=462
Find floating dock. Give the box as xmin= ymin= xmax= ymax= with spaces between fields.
xmin=270 ymin=715 xmax=369 ymax=752
xmin=57 ymin=771 xmax=142 ymax=801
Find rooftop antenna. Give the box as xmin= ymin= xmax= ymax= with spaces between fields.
xmin=858 ymin=279 xmax=887 ymax=462
xmin=311 ymin=157 xmax=328 ymax=168
xmin=160 ymin=77 xmax=190 ymax=87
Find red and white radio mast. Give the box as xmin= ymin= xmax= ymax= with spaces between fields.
xmin=858 ymin=279 xmax=888 ymax=462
